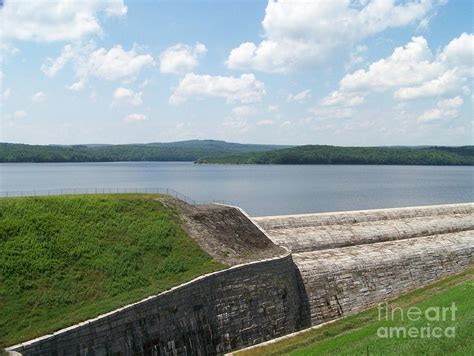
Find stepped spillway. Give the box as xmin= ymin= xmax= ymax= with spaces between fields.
xmin=254 ymin=203 xmax=474 ymax=327
xmin=254 ymin=203 xmax=473 ymax=252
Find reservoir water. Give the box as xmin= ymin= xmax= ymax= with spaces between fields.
xmin=0 ymin=162 xmax=472 ymax=216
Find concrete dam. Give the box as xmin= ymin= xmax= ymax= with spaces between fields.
xmin=8 ymin=203 xmax=474 ymax=355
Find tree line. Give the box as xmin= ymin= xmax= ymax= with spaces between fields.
xmin=0 ymin=141 xmax=288 ymax=163
xmin=195 ymin=145 xmax=474 ymax=166
xmin=1 ymin=142 xmax=472 ymax=165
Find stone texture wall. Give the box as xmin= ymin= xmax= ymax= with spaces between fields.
xmin=293 ymin=232 xmax=473 ymax=327
xmin=254 ymin=203 xmax=473 ymax=252
xmin=10 ymin=254 xmax=301 ymax=356
xmin=256 ymin=213 xmax=473 ymax=252
xmin=254 ymin=203 xmax=472 ymax=230
xmin=255 ymin=203 xmax=473 ymax=329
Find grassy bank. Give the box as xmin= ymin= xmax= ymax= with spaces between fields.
xmin=0 ymin=194 xmax=225 ymax=348
xmin=235 ymin=268 xmax=474 ymax=355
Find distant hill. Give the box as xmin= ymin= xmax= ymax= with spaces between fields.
xmin=0 ymin=140 xmax=291 ymax=163
xmin=1 ymin=141 xmax=472 ymax=165
xmin=195 ymin=145 xmax=474 ymax=166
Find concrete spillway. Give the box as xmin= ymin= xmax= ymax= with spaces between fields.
xmin=254 ymin=203 xmax=474 ymax=327
xmin=254 ymin=203 xmax=473 ymax=252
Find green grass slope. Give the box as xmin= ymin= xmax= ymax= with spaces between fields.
xmin=0 ymin=194 xmax=225 ymax=347
xmin=197 ymin=145 xmax=474 ymax=166
xmin=0 ymin=140 xmax=291 ymax=163
xmin=236 ymin=268 xmax=474 ymax=356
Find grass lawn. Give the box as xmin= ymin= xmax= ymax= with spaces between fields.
xmin=236 ymin=268 xmax=474 ymax=356
xmin=0 ymin=194 xmax=225 ymax=348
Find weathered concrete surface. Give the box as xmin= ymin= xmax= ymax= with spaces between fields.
xmin=254 ymin=203 xmax=472 ymax=230
xmin=294 ymin=232 xmax=473 ymax=326
xmin=254 ymin=203 xmax=473 ymax=252
xmin=9 ymin=254 xmax=301 ymax=356
xmin=255 ymin=203 xmax=474 ymax=328
xmin=169 ymin=199 xmax=286 ymax=265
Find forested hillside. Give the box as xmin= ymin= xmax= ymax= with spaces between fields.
xmin=195 ymin=145 xmax=474 ymax=166
xmin=1 ymin=141 xmax=472 ymax=165
xmin=0 ymin=140 xmax=289 ymax=163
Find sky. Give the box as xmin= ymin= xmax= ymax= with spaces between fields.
xmin=0 ymin=0 xmax=473 ymax=146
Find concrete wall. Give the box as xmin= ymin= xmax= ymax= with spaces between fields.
xmin=10 ymin=254 xmax=301 ymax=356
xmin=294 ymin=232 xmax=473 ymax=326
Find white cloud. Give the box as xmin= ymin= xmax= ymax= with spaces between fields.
xmin=438 ymin=32 xmax=474 ymax=68
xmin=226 ymin=0 xmax=437 ymax=72
xmin=287 ymin=89 xmax=311 ymax=103
xmin=124 ymin=113 xmax=147 ymax=123
xmin=256 ymin=119 xmax=275 ymax=126
xmin=394 ymin=68 xmax=464 ymax=100
xmin=323 ymin=33 xmax=473 ymax=105
xmin=345 ymin=45 xmax=368 ymax=70
xmin=222 ymin=117 xmax=250 ymax=133
xmin=310 ymin=106 xmax=355 ymax=120
xmin=267 ymin=105 xmax=278 ymax=112
xmin=159 ymin=42 xmax=207 ymax=74
xmin=1 ymin=88 xmax=11 ymax=102
xmin=320 ymin=90 xmax=365 ymax=107
xmin=42 ymin=44 xmax=81 ymax=77
xmin=169 ymin=73 xmax=265 ymax=105
xmin=418 ymin=96 xmax=464 ymax=122
xmin=340 ymin=37 xmax=442 ymax=92
xmin=31 ymin=91 xmax=46 ymax=103
xmin=113 ymin=87 xmax=143 ymax=106
xmin=232 ymin=105 xmax=258 ymax=117
xmin=42 ymin=43 xmax=154 ymax=89
xmin=80 ymin=45 xmax=154 ymax=81
xmin=393 ymin=33 xmax=474 ymax=100
xmin=0 ymin=43 xmax=20 ymax=61
xmin=68 ymin=80 xmax=86 ymax=91
xmin=1 ymin=0 xmax=127 ymax=42
xmin=313 ymin=89 xmax=365 ymax=121
xmin=13 ymin=110 xmax=28 ymax=119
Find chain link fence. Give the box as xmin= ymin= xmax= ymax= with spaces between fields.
xmin=0 ymin=187 xmax=234 ymax=206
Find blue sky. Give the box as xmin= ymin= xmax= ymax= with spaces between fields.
xmin=0 ymin=0 xmax=472 ymax=146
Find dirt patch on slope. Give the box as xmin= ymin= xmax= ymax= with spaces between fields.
xmin=164 ymin=199 xmax=286 ymax=265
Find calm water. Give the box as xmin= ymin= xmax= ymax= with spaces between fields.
xmin=0 ymin=162 xmax=472 ymax=216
